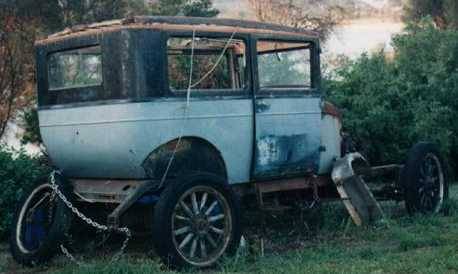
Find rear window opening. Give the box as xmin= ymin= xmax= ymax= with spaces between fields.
xmin=257 ymin=41 xmax=312 ymax=90
xmin=167 ymin=36 xmax=247 ymax=93
xmin=47 ymin=46 xmax=102 ymax=91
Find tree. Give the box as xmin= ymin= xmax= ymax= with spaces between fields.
xmin=20 ymin=108 xmax=42 ymax=145
xmin=150 ymin=0 xmax=219 ymax=17
xmin=404 ymin=0 xmax=458 ymax=29
xmin=0 ymin=8 xmax=36 ymax=140
xmin=325 ymin=20 xmax=458 ymax=174
xmin=13 ymin=0 xmax=149 ymax=33
xmin=247 ymin=0 xmax=343 ymax=40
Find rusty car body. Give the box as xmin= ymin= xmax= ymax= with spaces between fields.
xmin=9 ymin=16 xmax=449 ymax=268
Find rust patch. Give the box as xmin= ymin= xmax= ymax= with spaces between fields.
xmin=322 ymin=101 xmax=342 ymax=121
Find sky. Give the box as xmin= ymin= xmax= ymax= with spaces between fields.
xmin=214 ymin=0 xmax=405 ymax=58
xmin=360 ymin=0 xmax=388 ymax=8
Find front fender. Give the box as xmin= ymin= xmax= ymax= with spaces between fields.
xmin=331 ymin=153 xmax=369 ymax=185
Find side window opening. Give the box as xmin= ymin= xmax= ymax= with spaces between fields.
xmin=167 ymin=36 xmax=247 ymax=93
xmin=47 ymin=46 xmax=102 ymax=91
xmin=256 ymin=40 xmax=312 ymax=90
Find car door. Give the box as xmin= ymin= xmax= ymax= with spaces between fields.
xmin=252 ymin=37 xmax=322 ymax=180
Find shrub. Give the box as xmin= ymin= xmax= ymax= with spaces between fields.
xmin=325 ymin=20 xmax=458 ymax=175
xmin=0 ymin=147 xmax=50 ymax=240
xmin=20 ymin=108 xmax=42 ymax=145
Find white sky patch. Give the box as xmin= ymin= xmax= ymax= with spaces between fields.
xmin=358 ymin=0 xmax=388 ymax=9
xmin=324 ymin=19 xmax=404 ymax=58
xmin=1 ymin=122 xmax=41 ymax=155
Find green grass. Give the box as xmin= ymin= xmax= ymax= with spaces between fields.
xmin=51 ymin=218 xmax=458 ymax=274
xmin=3 ymin=186 xmax=458 ymax=274
xmin=0 ymin=247 xmax=6 ymax=273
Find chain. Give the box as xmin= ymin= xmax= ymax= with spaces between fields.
xmin=111 ymin=227 xmax=131 ymax=262
xmin=46 ymin=30 xmax=235 ymax=266
xmin=49 ymin=171 xmax=131 ymax=265
xmin=304 ymin=176 xmax=320 ymax=209
xmin=60 ymin=245 xmax=83 ymax=267
xmin=48 ymin=191 xmax=56 ymax=224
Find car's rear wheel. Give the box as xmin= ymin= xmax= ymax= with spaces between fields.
xmin=401 ymin=142 xmax=448 ymax=215
xmin=152 ymin=173 xmax=241 ymax=268
xmin=9 ymin=175 xmax=72 ymax=266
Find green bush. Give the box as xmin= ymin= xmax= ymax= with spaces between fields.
xmin=0 ymin=147 xmax=50 ymax=240
xmin=325 ymin=20 xmax=458 ymax=174
xmin=20 ymin=108 xmax=42 ymax=145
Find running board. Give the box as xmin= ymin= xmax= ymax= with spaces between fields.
xmin=331 ymin=153 xmax=384 ymax=226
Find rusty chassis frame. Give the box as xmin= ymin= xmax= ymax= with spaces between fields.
xmin=70 ymin=157 xmax=404 ymax=229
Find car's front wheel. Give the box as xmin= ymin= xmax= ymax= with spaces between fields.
xmin=152 ymin=173 xmax=241 ymax=268
xmin=401 ymin=142 xmax=448 ymax=215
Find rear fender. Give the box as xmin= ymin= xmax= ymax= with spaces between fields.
xmin=141 ymin=137 xmax=227 ymax=183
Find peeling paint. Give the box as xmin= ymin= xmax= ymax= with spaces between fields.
xmin=253 ymin=96 xmax=322 ymax=179
xmin=255 ymin=134 xmax=320 ymax=177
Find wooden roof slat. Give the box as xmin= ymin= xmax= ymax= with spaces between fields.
xmin=37 ymin=16 xmax=319 ymax=45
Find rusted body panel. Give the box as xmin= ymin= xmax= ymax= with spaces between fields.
xmin=72 ymin=179 xmax=148 ymax=203
xmin=39 ymin=98 xmax=253 ymax=183
xmin=331 ymin=153 xmax=384 ymax=225
xmin=318 ymin=111 xmax=342 ymax=174
xmin=253 ymin=97 xmax=322 ymax=178
xmin=36 ymin=16 xmax=339 ymax=187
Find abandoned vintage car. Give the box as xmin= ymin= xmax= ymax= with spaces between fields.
xmin=10 ymin=16 xmax=449 ymax=268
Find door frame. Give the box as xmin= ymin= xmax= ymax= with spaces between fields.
xmin=249 ymin=33 xmax=323 ymax=181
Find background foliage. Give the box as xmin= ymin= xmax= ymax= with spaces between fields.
xmin=405 ymin=0 xmax=458 ymax=29
xmin=247 ymin=0 xmax=342 ymax=40
xmin=0 ymin=7 xmax=37 ymax=140
xmin=0 ymin=148 xmax=50 ymax=240
xmin=325 ymin=19 xmax=458 ymax=174
xmin=150 ymin=0 xmax=219 ymax=17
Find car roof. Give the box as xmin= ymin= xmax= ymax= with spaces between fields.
xmin=36 ymin=16 xmax=320 ymax=45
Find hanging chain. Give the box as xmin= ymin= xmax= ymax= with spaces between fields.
xmin=46 ymin=30 xmax=236 ymax=266
xmin=60 ymin=245 xmax=83 ymax=267
xmin=49 ymin=171 xmax=131 ymax=265
xmin=304 ymin=175 xmax=320 ymax=209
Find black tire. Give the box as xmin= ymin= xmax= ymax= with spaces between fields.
xmin=400 ymin=142 xmax=449 ymax=215
xmin=152 ymin=172 xmax=241 ymax=268
xmin=9 ymin=173 xmax=73 ymax=266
